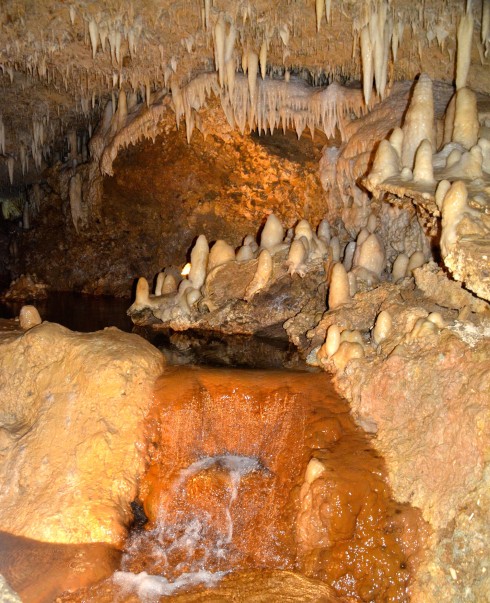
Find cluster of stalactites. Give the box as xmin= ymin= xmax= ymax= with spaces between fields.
xmin=168 ymin=71 xmax=367 ymax=144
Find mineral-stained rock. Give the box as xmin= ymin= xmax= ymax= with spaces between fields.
xmin=0 ymin=322 xmax=164 ymax=545
xmin=0 ymin=531 xmax=121 ymax=603
xmin=338 ymin=329 xmax=490 ymax=530
xmin=59 ymin=569 xmax=350 ymax=602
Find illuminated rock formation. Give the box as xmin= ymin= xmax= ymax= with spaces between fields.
xmin=0 ymin=322 xmax=164 ymax=545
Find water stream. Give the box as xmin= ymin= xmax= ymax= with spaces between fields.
xmin=0 ymin=296 xmax=426 ymax=602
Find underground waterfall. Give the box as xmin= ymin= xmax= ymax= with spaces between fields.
xmin=0 ymin=341 xmax=427 ymax=602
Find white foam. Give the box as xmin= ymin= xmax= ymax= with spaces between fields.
xmin=113 ymin=569 xmax=227 ymax=601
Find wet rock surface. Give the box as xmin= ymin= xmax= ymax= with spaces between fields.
xmin=0 ymin=532 xmax=121 ymax=603
xmin=0 ymin=322 xmax=164 ymax=545
xmin=59 ymin=569 xmax=348 ymax=602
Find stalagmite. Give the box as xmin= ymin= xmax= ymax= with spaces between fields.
xmin=444 ymin=146 xmax=483 ymax=180
xmin=154 ymin=272 xmax=165 ymax=296
xmin=373 ymin=310 xmax=392 ymax=345
xmin=328 ymin=262 xmax=350 ymax=309
xmin=342 ymin=241 xmax=356 ymax=272
xmin=287 ymin=238 xmax=308 ymax=277
xmin=356 ymin=233 xmax=385 ymax=277
xmin=392 ymin=253 xmax=409 ymax=281
xmin=236 ymin=245 xmax=254 ymax=262
xmin=446 ymin=148 xmax=462 ymax=168
xmin=452 ymin=88 xmax=479 ymax=149
xmin=367 ymin=213 xmax=377 ymax=234
xmin=440 ymin=181 xmax=469 ymax=257
xmin=189 ymin=234 xmax=209 ymax=290
xmin=260 ymin=214 xmax=284 ymax=250
xmin=435 ymin=180 xmax=452 ymax=211
xmin=208 ymin=240 xmax=235 ymax=272
xmin=305 ymin=458 xmax=326 ymax=484
xmin=318 ymin=324 xmax=341 ymax=361
xmin=413 ymin=139 xmax=435 ymax=183
xmin=401 ymin=73 xmax=434 ymax=169
xmin=340 ymin=329 xmax=363 ymax=345
xmin=456 ymin=9 xmax=474 ymax=90
xmin=162 ymin=274 xmax=178 ymax=295
xmin=19 ymin=306 xmax=42 ymax=330
xmin=294 ymin=219 xmax=314 ymax=244
xmin=389 ymin=127 xmax=403 ymax=159
xmin=135 ymin=277 xmax=150 ymax=306
xmin=407 ymin=250 xmax=425 ymax=274
xmin=331 ymin=341 xmax=364 ymax=372
xmin=367 ymin=140 xmax=400 ymax=187
xmin=244 ymin=249 xmax=272 ymax=300
xmin=317 ymin=219 xmax=331 ymax=242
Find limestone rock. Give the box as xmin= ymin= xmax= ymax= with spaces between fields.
xmin=0 ymin=322 xmax=164 ymax=545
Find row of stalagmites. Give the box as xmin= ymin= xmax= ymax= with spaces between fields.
xmin=130 ymin=212 xmax=429 ymax=322
xmin=367 ymin=74 xmax=490 ymax=192
xmin=315 ymin=309 xmax=447 ymax=372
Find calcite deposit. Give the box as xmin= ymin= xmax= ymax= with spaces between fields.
xmin=0 ymin=322 xmax=164 ymax=545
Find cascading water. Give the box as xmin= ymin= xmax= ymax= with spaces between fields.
xmin=49 ymin=366 xmax=426 ymax=603
xmin=114 ymin=455 xmax=267 ymax=600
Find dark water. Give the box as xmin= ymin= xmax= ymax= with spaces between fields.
xmin=0 ymin=292 xmax=133 ymax=333
xmin=0 ymin=292 xmax=304 ymax=369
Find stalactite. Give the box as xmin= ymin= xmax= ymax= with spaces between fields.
xmin=7 ymin=156 xmax=14 ymax=185
xmin=0 ymin=118 xmax=5 ymax=154
xmin=69 ymin=173 xmax=83 ymax=233
xmin=325 ymin=0 xmax=332 ymax=24
xmin=360 ymin=26 xmax=373 ymax=105
xmin=316 ymin=0 xmax=324 ymax=32
xmin=89 ymin=19 xmax=98 ymax=59
xmin=215 ymin=14 xmax=226 ymax=88
xmin=259 ymin=40 xmax=267 ymax=80
xmin=456 ymin=7 xmax=474 ymax=90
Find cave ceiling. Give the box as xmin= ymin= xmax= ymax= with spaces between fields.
xmin=0 ymin=0 xmax=489 ymax=191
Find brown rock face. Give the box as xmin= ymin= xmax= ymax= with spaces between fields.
xmin=0 ymin=322 xmax=164 ymax=545
xmin=0 ymin=531 xmax=121 ymax=603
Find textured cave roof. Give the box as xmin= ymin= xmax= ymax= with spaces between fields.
xmin=0 ymin=0 xmax=489 ymax=189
